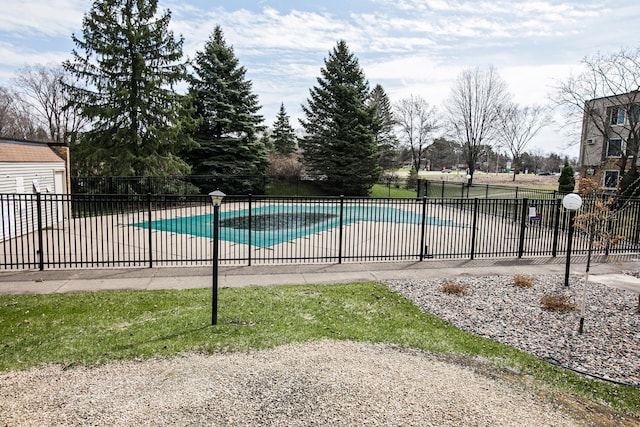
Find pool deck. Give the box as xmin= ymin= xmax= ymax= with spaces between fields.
xmin=1 ymin=254 xmax=640 ymax=295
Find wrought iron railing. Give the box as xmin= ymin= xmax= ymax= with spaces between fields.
xmin=2 ymin=193 xmax=639 ymax=270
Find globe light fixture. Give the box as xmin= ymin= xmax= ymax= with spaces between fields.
xmin=562 ymin=193 xmax=583 ymax=211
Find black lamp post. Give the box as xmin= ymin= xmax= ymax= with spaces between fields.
xmin=209 ymin=190 xmax=225 ymax=325
xmin=562 ymin=193 xmax=582 ymax=287
xmin=579 ymin=224 xmax=595 ymax=334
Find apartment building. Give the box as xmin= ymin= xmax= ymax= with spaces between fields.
xmin=579 ymin=91 xmax=640 ymax=190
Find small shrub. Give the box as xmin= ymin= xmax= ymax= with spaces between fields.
xmin=441 ymin=281 xmax=468 ymax=295
xmin=540 ymin=294 xmax=576 ymax=313
xmin=513 ymin=275 xmax=533 ymax=288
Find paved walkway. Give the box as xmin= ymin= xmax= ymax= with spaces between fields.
xmin=1 ymin=255 xmax=640 ymax=295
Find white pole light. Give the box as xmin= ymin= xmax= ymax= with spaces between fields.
xmin=562 ymin=193 xmax=583 ymax=211
xmin=562 ymin=192 xmax=582 ymax=288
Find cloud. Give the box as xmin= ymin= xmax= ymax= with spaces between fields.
xmin=0 ymin=42 xmax=69 ymax=69
xmin=0 ymin=0 xmax=87 ymax=37
xmin=172 ymin=6 xmax=356 ymax=58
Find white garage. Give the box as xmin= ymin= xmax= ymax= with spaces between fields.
xmin=0 ymin=138 xmax=68 ymax=242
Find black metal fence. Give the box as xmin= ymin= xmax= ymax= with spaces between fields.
xmin=420 ymin=179 xmax=560 ymax=199
xmin=2 ymin=193 xmax=639 ymax=270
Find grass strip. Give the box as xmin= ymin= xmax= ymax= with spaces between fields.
xmin=1 ymin=282 xmax=638 ymax=416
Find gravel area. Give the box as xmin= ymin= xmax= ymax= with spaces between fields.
xmin=0 ymin=340 xmax=608 ymax=426
xmin=387 ymin=273 xmax=640 ymax=387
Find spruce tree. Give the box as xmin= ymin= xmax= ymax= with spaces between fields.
xmin=299 ymin=41 xmax=381 ymax=196
xmin=272 ymin=103 xmax=297 ymax=155
xmin=369 ymin=84 xmax=399 ymax=170
xmin=63 ymin=0 xmax=194 ymax=177
xmin=558 ymin=160 xmax=575 ymax=193
xmin=186 ymin=26 xmax=267 ymax=194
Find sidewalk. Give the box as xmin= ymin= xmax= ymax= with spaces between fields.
xmin=2 ymin=255 xmax=640 ymax=295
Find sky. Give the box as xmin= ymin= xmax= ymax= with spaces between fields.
xmin=1 ymin=0 xmax=639 ymax=158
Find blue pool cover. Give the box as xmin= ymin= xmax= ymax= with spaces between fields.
xmin=135 ymin=204 xmax=460 ymax=248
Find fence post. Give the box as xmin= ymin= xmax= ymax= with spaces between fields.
xmin=551 ymin=198 xmax=561 ymax=257
xmin=338 ymin=195 xmax=344 ymax=264
xmin=441 ymin=181 xmax=445 ymax=199
xmin=248 ymin=194 xmax=252 ymax=266
xmin=485 ymin=184 xmax=489 ymax=199
xmin=517 ymin=198 xmax=528 ymax=258
xmin=461 ymin=182 xmax=465 ymax=198
xmin=147 ymin=193 xmax=153 ymax=268
xmin=634 ymin=199 xmax=640 ymax=244
xmin=470 ymin=198 xmax=479 ymax=260
xmin=36 ymin=192 xmax=44 ymax=271
xmin=419 ymin=196 xmax=427 ymax=261
xmin=605 ymin=219 xmax=612 ymax=256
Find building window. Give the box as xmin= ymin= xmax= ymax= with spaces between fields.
xmin=607 ymin=138 xmax=624 ymax=157
xmin=603 ymin=170 xmax=619 ymax=189
xmin=630 ymin=104 xmax=640 ymax=123
xmin=610 ymin=107 xmax=625 ymax=125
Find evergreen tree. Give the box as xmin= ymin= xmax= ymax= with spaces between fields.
xmin=259 ymin=131 xmax=274 ymax=153
xmin=299 ymin=41 xmax=381 ymax=195
xmin=186 ymin=26 xmax=268 ymax=194
xmin=63 ymin=0 xmax=194 ymax=177
xmin=369 ymin=84 xmax=399 ymax=170
xmin=619 ymin=167 xmax=640 ymax=199
xmin=271 ymin=103 xmax=297 ymax=155
xmin=426 ymin=138 xmax=460 ymax=170
xmin=558 ymin=160 xmax=575 ymax=193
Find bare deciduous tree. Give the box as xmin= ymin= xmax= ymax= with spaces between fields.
xmin=0 ymin=85 xmax=47 ymax=140
xmin=394 ymin=95 xmax=440 ymax=172
xmin=496 ymin=104 xmax=548 ymax=181
xmin=12 ymin=65 xmax=86 ymax=144
xmin=446 ymin=66 xmax=511 ymax=185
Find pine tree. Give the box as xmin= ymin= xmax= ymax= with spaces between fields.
xmin=558 ymin=160 xmax=575 ymax=193
xmin=369 ymin=84 xmax=399 ymax=170
xmin=272 ymin=103 xmax=297 ymax=155
xmin=619 ymin=167 xmax=640 ymax=199
xmin=299 ymin=41 xmax=381 ymax=195
xmin=63 ymin=0 xmax=194 ymax=177
xmin=186 ymin=26 xmax=267 ymax=194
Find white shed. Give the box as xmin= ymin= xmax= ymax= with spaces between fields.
xmin=0 ymin=138 xmax=68 ymax=242
xmin=0 ymin=138 xmax=67 ymax=195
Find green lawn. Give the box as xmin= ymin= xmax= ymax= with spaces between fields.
xmin=1 ymin=282 xmax=638 ymax=418
xmin=369 ymin=183 xmax=418 ymax=198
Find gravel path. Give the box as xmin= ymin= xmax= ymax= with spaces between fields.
xmin=1 ymin=273 xmax=639 ymax=426
xmin=387 ymin=273 xmax=640 ymax=387
xmin=0 ymin=340 xmax=612 ymax=426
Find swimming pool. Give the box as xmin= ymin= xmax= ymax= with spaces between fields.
xmin=138 ymin=204 xmax=460 ymax=248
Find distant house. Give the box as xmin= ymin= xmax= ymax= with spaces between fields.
xmin=0 ymin=138 xmax=69 ymax=242
xmin=579 ymin=91 xmax=640 ymax=190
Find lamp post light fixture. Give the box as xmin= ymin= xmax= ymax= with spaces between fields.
xmin=562 ymin=193 xmax=582 ymax=287
xmin=209 ymin=190 xmax=225 ymax=325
